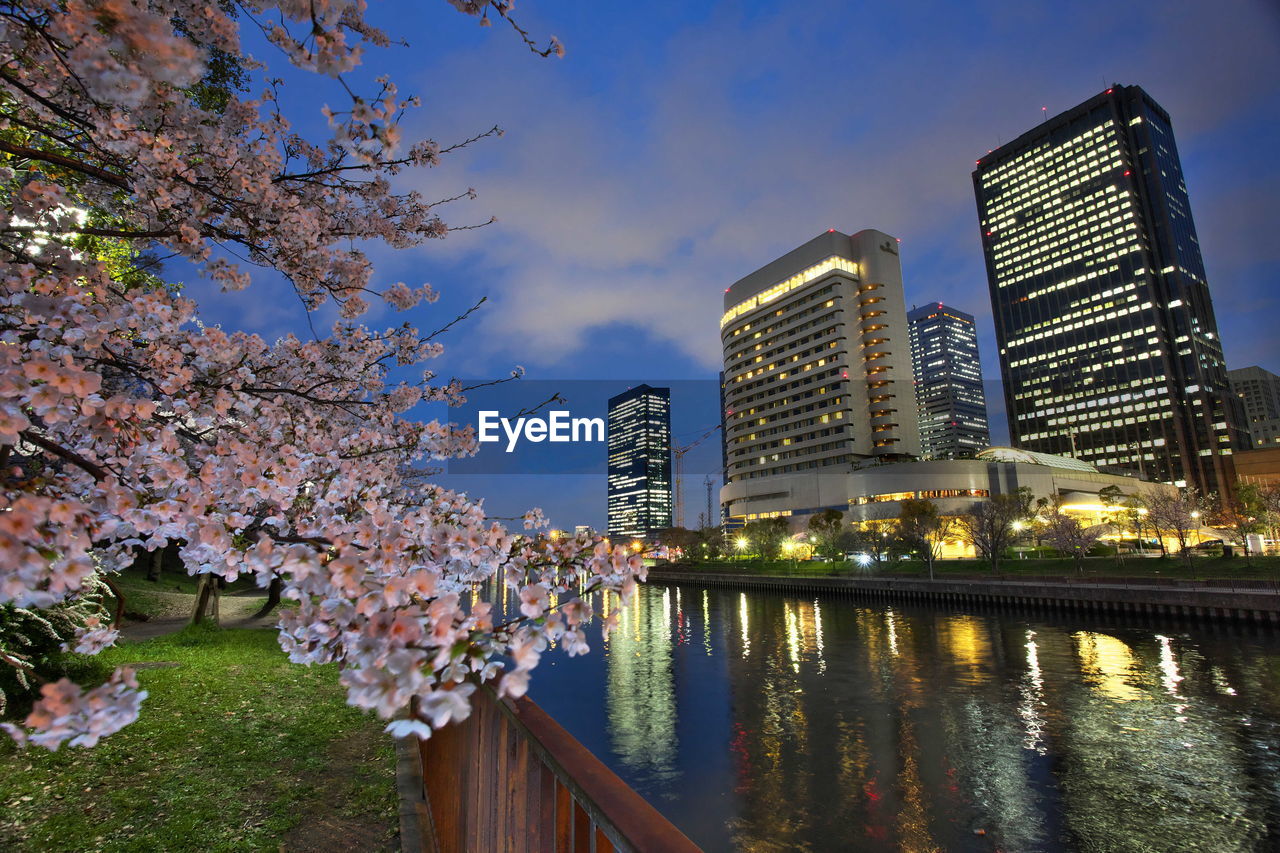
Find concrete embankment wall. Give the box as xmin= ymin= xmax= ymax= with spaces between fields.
xmin=647 ymin=568 xmax=1280 ymax=625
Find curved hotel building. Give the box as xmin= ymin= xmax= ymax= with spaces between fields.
xmin=719 ymin=230 xmax=921 ymax=525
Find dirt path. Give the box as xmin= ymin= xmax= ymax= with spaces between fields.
xmin=112 ymin=585 xmax=399 ymax=852
xmin=118 ymin=587 xmax=277 ymax=640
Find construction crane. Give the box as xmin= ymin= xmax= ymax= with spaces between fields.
xmin=704 ymin=474 xmax=715 ymax=530
xmin=673 ymin=423 xmax=722 ymax=529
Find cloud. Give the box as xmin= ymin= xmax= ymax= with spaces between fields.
xmin=376 ymin=0 xmax=1279 ymax=378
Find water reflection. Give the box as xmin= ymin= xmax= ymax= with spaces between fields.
xmin=604 ymin=585 xmax=679 ymax=788
xmin=1019 ymin=630 xmax=1047 ymax=754
xmin=526 ymin=584 xmax=1280 ymax=852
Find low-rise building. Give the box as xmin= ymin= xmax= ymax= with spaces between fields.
xmin=1234 ymin=447 xmax=1280 ymax=486
xmin=723 ymin=447 xmax=1169 ymax=526
xmin=724 ymin=446 xmax=1183 ymax=556
xmin=845 ymin=447 xmax=1164 ymax=525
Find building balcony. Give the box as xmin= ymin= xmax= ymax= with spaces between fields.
xmin=861 ymin=331 xmax=889 ymax=346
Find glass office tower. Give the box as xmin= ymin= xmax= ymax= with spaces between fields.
xmin=973 ymin=84 xmax=1244 ymax=493
xmin=908 ymin=303 xmax=990 ymax=459
xmin=607 ymin=384 xmax=673 ymax=537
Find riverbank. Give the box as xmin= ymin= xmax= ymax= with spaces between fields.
xmin=648 ymin=564 xmax=1280 ymax=624
xmin=666 ymin=554 xmax=1280 ymax=581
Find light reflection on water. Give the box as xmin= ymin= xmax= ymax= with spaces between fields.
xmin=512 ymin=582 xmax=1280 ymax=852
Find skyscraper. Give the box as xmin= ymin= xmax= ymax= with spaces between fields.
xmin=908 ymin=303 xmax=990 ymax=459
xmin=1228 ymin=366 xmax=1280 ymax=449
xmin=607 ymin=384 xmax=673 ymax=538
xmin=974 ymin=84 xmax=1244 ymax=494
xmin=719 ymin=229 xmax=921 ymax=524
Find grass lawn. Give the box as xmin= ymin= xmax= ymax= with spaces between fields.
xmin=0 ymin=625 xmax=396 ymax=852
xmin=110 ymin=569 xmax=262 ymax=622
xmin=664 ymin=554 xmax=1280 ymax=582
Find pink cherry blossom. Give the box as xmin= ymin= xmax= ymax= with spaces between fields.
xmin=519 ymin=584 xmax=550 ymax=618
xmin=0 ymin=0 xmax=618 ymax=752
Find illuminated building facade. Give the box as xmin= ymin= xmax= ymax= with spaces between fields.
xmin=1228 ymin=366 xmax=1280 ymax=449
xmin=845 ymin=447 xmax=1179 ymax=555
xmin=974 ymin=85 xmax=1244 ymax=494
xmin=907 ymin=303 xmax=990 ymax=459
xmin=846 ymin=446 xmax=1169 ymax=519
xmin=719 ymin=230 xmax=921 ymax=524
xmin=607 ymin=384 xmax=673 ymax=538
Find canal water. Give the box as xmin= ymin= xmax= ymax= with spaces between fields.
xmin=516 ymin=582 xmax=1280 ymax=852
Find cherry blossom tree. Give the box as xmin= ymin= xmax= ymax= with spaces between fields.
xmin=1214 ymin=481 xmax=1265 ymax=562
xmin=0 ymin=0 xmax=640 ymax=751
xmin=955 ymin=489 xmax=1032 ymax=574
xmin=1142 ymin=487 xmax=1206 ymax=568
xmin=896 ymin=499 xmax=955 ymax=580
xmin=1034 ymin=496 xmax=1104 ymax=576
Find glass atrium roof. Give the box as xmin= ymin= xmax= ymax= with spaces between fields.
xmin=975 ymin=446 xmax=1100 ymax=472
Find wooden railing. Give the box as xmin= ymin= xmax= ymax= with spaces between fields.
xmin=410 ymin=686 xmax=701 ymax=853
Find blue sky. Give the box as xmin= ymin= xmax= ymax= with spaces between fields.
xmin=186 ymin=0 xmax=1280 ymax=530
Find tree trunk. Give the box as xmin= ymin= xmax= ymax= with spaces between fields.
xmin=254 ymin=574 xmax=283 ymax=618
xmin=191 ymin=575 xmax=220 ymax=625
xmin=100 ymin=573 xmax=125 ymax=629
xmin=147 ymin=547 xmax=163 ymax=582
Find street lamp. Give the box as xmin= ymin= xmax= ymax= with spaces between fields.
xmin=735 ymin=537 xmax=749 ymax=553
xmin=1010 ymin=520 xmax=1026 ymax=560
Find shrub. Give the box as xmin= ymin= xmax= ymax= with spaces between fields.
xmin=0 ymin=576 xmax=111 ymax=717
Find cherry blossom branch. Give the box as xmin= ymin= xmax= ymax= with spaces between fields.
xmin=18 ymin=431 xmax=108 ymax=482
xmin=0 ymin=139 xmax=131 ymax=189
xmin=424 ymin=296 xmax=488 ymax=341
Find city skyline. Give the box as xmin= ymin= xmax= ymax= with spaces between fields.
xmin=174 ymin=0 xmax=1280 ymax=529
xmin=8 ymin=1 xmax=1280 ymax=845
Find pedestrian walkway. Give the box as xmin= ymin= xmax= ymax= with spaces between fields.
xmin=118 ymin=587 xmax=279 ymax=640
